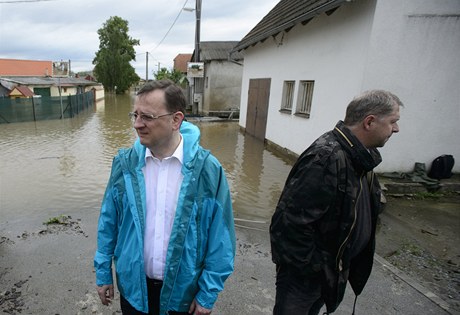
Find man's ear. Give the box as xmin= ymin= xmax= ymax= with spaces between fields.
xmin=172 ymin=111 xmax=185 ymax=130
xmin=363 ymin=115 xmax=375 ymax=130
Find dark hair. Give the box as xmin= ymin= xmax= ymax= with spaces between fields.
xmin=137 ymin=80 xmax=186 ymax=113
xmin=344 ymin=90 xmax=403 ymax=125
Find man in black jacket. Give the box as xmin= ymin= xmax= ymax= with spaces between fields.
xmin=270 ymin=90 xmax=403 ymax=315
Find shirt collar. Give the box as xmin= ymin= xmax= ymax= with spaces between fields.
xmin=144 ymin=134 xmax=184 ymax=165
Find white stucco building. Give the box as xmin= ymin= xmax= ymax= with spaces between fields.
xmin=192 ymin=41 xmax=243 ymax=117
xmin=232 ymin=0 xmax=460 ymax=173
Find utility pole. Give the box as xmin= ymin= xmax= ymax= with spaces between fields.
xmin=194 ymin=0 xmax=201 ymax=63
xmin=146 ymin=52 xmax=149 ymax=81
xmin=193 ymin=0 xmax=202 ymax=115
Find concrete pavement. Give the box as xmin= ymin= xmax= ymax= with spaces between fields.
xmin=214 ymin=223 xmax=459 ymax=315
xmin=1 ymin=211 xmax=457 ymax=315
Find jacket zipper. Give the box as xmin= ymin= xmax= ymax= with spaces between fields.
xmin=335 ymin=171 xmax=364 ymax=271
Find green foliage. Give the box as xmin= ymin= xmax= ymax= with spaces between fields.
xmin=93 ymin=16 xmax=140 ymax=94
xmin=43 ymin=215 xmax=69 ymax=225
xmin=413 ymin=191 xmax=444 ymax=200
xmin=154 ymin=68 xmax=188 ymax=87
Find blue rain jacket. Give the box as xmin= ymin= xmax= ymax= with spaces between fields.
xmin=94 ymin=121 xmax=236 ymax=314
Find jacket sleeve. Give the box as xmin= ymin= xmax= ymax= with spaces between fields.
xmin=94 ymin=157 xmax=121 ymax=286
xmin=195 ymin=166 xmax=236 ymax=309
xmin=270 ymin=151 xmax=338 ymax=274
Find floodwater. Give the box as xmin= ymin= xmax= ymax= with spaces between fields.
xmin=0 ymin=93 xmax=294 ymax=235
xmin=1 ymin=93 xmax=458 ymax=314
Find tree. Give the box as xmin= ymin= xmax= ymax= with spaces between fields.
xmin=154 ymin=68 xmax=188 ymax=87
xmin=93 ymin=16 xmax=140 ymax=94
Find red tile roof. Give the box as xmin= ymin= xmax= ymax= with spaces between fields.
xmin=0 ymin=58 xmax=53 ymax=76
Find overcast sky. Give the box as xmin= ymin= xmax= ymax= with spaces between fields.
xmin=0 ymin=0 xmax=279 ymax=79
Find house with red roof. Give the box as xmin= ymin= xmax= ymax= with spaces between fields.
xmin=0 ymin=58 xmax=102 ymax=99
xmin=173 ymin=54 xmax=192 ymax=75
xmin=0 ymin=58 xmax=53 ymax=76
xmin=8 ymin=85 xmax=35 ymax=98
xmin=0 ymin=58 xmax=105 ymax=122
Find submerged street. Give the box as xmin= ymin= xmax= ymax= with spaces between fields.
xmin=0 ymin=94 xmax=458 ymax=314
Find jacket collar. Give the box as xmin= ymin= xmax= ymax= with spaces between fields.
xmin=130 ymin=121 xmax=202 ymax=171
xmin=332 ymin=121 xmax=382 ymax=172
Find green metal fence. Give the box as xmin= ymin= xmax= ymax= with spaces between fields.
xmin=0 ymin=91 xmax=95 ymax=123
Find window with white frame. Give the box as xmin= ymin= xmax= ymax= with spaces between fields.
xmin=281 ymin=81 xmax=295 ymax=112
xmin=295 ymin=80 xmax=314 ymax=117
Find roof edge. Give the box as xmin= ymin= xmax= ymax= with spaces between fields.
xmin=232 ymin=0 xmax=347 ymax=53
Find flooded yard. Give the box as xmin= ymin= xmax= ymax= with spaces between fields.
xmin=1 ymin=93 xmax=458 ymax=314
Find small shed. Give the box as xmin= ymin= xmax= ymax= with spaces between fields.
xmin=193 ymin=41 xmax=243 ymax=117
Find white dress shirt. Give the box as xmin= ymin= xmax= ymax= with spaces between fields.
xmin=143 ymin=137 xmax=184 ymax=280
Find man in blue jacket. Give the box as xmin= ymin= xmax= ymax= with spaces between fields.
xmin=94 ymin=80 xmax=236 ymax=315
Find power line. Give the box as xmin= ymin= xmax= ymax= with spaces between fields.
xmin=0 ymin=0 xmax=57 ymax=3
xmin=151 ymin=0 xmax=189 ymax=52
xmin=137 ymin=0 xmax=192 ymax=72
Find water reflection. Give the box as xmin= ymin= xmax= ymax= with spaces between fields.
xmin=0 ymin=93 xmax=293 ymax=235
xmin=197 ymin=122 xmax=293 ymax=222
xmin=97 ymin=93 xmax=137 ymax=155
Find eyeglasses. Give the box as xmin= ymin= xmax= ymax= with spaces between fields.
xmin=128 ymin=112 xmax=174 ymax=124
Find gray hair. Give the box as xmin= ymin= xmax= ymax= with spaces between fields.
xmin=344 ymin=90 xmax=403 ymax=125
xmin=137 ymin=80 xmax=186 ymax=113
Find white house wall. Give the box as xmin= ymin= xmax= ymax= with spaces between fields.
xmin=239 ymin=1 xmax=377 ymax=162
xmin=204 ymin=61 xmax=243 ymax=113
xmin=239 ymin=0 xmax=460 ymax=173
xmin=362 ymin=0 xmax=460 ymax=172
xmin=93 ymin=85 xmax=105 ymax=101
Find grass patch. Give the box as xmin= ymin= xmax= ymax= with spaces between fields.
xmin=43 ymin=215 xmax=69 ymax=225
xmin=413 ymin=191 xmax=444 ymax=200
xmin=402 ymin=242 xmax=423 ymax=257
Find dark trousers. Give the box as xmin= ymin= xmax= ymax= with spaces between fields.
xmin=120 ymin=278 xmax=189 ymax=315
xmin=273 ymin=265 xmax=325 ymax=315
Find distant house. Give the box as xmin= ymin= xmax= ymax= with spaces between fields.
xmin=0 ymin=58 xmax=53 ymax=76
xmin=173 ymin=54 xmax=192 ymax=75
xmin=232 ymin=0 xmax=460 ymax=173
xmin=85 ymin=74 xmax=96 ymax=82
xmin=192 ymin=41 xmax=243 ymax=117
xmin=0 ymin=76 xmax=100 ymax=98
xmin=0 ymin=58 xmax=105 ymax=123
xmin=8 ymin=85 xmax=34 ymax=98
xmin=0 ymin=58 xmax=103 ymax=100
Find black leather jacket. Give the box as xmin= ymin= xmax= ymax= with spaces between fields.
xmin=270 ymin=121 xmax=383 ymax=313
